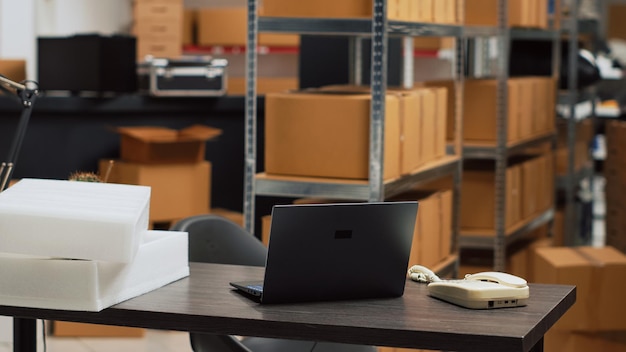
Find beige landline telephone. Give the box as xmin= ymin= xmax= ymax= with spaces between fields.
xmin=408 ymin=265 xmax=529 ymax=309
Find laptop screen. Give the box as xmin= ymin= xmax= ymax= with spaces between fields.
xmin=259 ymin=201 xmax=418 ymax=304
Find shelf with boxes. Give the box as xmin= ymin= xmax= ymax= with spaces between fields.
xmin=244 ymin=0 xmax=466 ymax=278
xmin=458 ymin=0 xmax=560 ymax=271
xmin=556 ymin=10 xmax=602 ymax=246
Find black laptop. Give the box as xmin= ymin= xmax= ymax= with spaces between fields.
xmin=230 ymin=201 xmax=418 ymax=304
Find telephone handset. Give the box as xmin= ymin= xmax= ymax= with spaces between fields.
xmin=408 ymin=266 xmax=529 ymax=309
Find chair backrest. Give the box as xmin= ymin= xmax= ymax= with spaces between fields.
xmin=170 ymin=214 xmax=266 ymax=352
xmin=170 ymin=214 xmax=267 ymax=267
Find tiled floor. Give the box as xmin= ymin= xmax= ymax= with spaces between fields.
xmin=0 ymin=329 xmax=193 ymax=352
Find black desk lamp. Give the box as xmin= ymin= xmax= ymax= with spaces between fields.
xmin=0 ymin=74 xmax=39 ymax=352
xmin=0 ymin=74 xmax=39 ymax=191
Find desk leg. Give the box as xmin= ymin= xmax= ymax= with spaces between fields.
xmin=529 ymin=336 xmax=544 ymax=352
xmin=13 ymin=318 xmax=37 ymax=352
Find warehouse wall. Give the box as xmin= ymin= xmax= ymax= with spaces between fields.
xmin=0 ymin=0 xmax=133 ymax=80
xmin=0 ymin=0 xmax=36 ymax=79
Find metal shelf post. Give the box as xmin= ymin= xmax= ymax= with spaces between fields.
xmin=492 ymin=0 xmax=510 ymax=271
xmin=244 ymin=0 xmax=258 ymax=234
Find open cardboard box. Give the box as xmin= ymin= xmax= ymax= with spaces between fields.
xmin=116 ymin=124 xmax=222 ymax=164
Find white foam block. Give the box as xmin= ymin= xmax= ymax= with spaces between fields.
xmin=0 ymin=178 xmax=150 ymax=262
xmin=0 ymin=230 xmax=189 ymax=311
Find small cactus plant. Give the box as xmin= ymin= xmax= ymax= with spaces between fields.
xmin=69 ymin=171 xmax=102 ymax=183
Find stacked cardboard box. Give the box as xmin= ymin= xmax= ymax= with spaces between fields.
xmin=391 ymin=189 xmax=454 ymax=269
xmin=555 ymin=119 xmax=593 ymax=175
xmin=100 ymin=124 xmax=221 ymax=224
xmin=264 ymin=85 xmax=448 ymax=180
xmin=461 ymin=153 xmax=554 ymax=234
xmin=462 ymin=77 xmax=557 ymax=145
xmin=605 ymin=121 xmax=626 ymax=254
xmin=0 ymin=60 xmax=26 ymax=83
xmin=465 ymin=0 xmax=551 ymax=28
xmin=133 ymin=0 xmax=184 ymax=60
xmin=194 ymin=6 xmax=299 ymax=95
xmin=534 ymin=246 xmax=626 ymax=351
xmin=261 ymin=0 xmax=461 ymax=24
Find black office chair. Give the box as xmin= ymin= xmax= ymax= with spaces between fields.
xmin=170 ymin=214 xmax=377 ymax=352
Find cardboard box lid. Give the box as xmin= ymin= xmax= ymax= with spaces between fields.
xmin=576 ymin=246 xmax=626 ymax=266
xmin=534 ymin=247 xmax=590 ymax=268
xmin=117 ymin=124 xmax=222 ymax=144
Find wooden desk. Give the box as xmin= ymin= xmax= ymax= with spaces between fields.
xmin=2 ymin=263 xmax=575 ymax=352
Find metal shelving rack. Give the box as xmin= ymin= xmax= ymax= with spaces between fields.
xmin=459 ymin=0 xmax=560 ymax=271
xmin=244 ymin=0 xmax=466 ymax=277
xmin=558 ymin=1 xmax=600 ymax=246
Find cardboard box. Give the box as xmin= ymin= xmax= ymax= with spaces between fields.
xmin=116 ymin=125 xmax=221 ymax=164
xmin=439 ymin=189 xmax=453 ymax=260
xmin=465 ymin=0 xmax=541 ymax=27
xmin=518 ymin=78 xmax=534 ymax=140
xmin=198 ymin=7 xmax=299 ymax=47
xmin=424 ymin=80 xmax=455 ymax=141
xmin=210 ymin=208 xmax=244 ymax=227
xmin=534 ymin=246 xmax=593 ymax=334
xmin=0 ymin=60 xmax=26 ymax=83
xmin=413 ymin=37 xmax=454 ymax=51
xmin=416 ymin=0 xmax=434 ymax=22
xmin=521 ymin=157 xmax=539 ymax=220
xmin=100 ymin=160 xmax=211 ymax=222
xmin=136 ymin=37 xmax=182 ymax=60
xmin=534 ymin=246 xmax=626 ymax=332
xmin=461 ymin=163 xmax=521 ymax=231
xmin=197 ymin=7 xmax=245 ymax=46
xmin=464 ymin=79 xmax=520 ymax=143
xmin=133 ymin=1 xmax=183 ymax=21
xmin=577 ymin=246 xmax=626 ymax=331
xmin=432 ymin=0 xmax=446 ymax=23
xmin=183 ymin=9 xmax=196 ymax=46
xmin=418 ymin=192 xmax=442 ymax=268
xmin=609 ymin=4 xmax=626 ymax=40
xmin=261 ymin=214 xmax=272 ymax=246
xmin=390 ymin=190 xmax=446 ymax=269
xmin=133 ymin=18 xmax=183 ymax=39
xmin=264 ymin=90 xmax=401 ymax=180
xmin=546 ymin=331 xmax=626 ymax=352
xmin=432 ymin=87 xmax=447 ymax=159
xmin=388 ymin=88 xmax=423 ymax=174
xmin=261 ymin=0 xmax=382 ymax=19
xmin=227 ymin=77 xmax=299 ymax=96
xmin=52 ymin=321 xmax=144 ymax=337
xmin=420 ymin=89 xmax=437 ymax=165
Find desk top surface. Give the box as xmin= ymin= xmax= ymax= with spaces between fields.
xmin=0 ymin=263 xmax=575 ymax=352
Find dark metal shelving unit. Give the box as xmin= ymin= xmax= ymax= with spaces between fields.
xmin=458 ymin=0 xmax=559 ymax=271
xmin=244 ymin=1 xmax=467 ymax=275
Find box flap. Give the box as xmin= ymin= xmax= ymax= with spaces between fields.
xmin=117 ymin=125 xmax=222 ymax=143
xmin=178 ymin=124 xmax=222 ymax=142
xmin=534 ymin=247 xmax=589 ymax=268
xmin=577 ymin=246 xmax=626 ymax=266
xmin=117 ymin=126 xmax=179 ymax=142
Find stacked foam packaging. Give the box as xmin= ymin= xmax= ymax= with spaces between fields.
xmin=0 ymin=178 xmax=189 ymax=312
